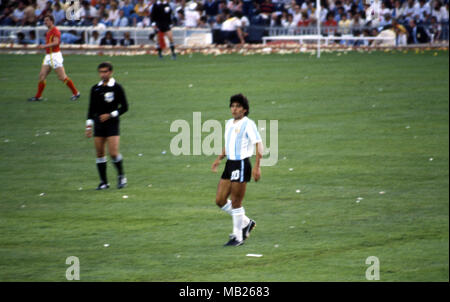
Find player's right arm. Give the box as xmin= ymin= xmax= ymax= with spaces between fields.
xmin=211 ymin=148 xmax=226 ymax=172
xmin=85 ymin=86 xmax=96 ymax=138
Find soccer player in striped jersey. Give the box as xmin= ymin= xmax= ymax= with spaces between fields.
xmin=212 ymin=94 xmax=264 ymax=246
xmin=28 ymin=15 xmax=80 ymax=102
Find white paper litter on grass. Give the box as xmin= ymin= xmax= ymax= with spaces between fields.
xmin=246 ymin=254 xmax=263 ymax=258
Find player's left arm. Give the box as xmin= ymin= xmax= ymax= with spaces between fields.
xmin=252 ymin=142 xmax=263 ymax=182
xmin=39 ymin=36 xmax=59 ymax=49
xmin=99 ymin=84 xmax=129 ymax=122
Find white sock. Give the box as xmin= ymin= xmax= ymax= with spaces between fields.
xmin=221 ymin=200 xmax=233 ymax=215
xmin=231 ymin=207 xmax=245 ymax=242
xmin=223 ymin=200 xmax=250 ymax=227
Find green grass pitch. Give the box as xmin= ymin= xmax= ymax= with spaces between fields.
xmin=0 ymin=51 xmax=448 ymax=281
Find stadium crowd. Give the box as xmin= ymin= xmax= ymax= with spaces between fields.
xmin=1 ymin=0 xmax=448 ymax=44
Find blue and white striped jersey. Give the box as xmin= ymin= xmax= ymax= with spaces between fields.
xmin=225 ymin=116 xmax=262 ymax=160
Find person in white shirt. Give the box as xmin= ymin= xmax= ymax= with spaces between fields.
xmin=89 ymin=30 xmax=102 ymax=45
xmin=184 ymin=2 xmax=200 ymax=27
xmin=221 ymin=9 xmax=245 ymax=44
xmin=212 ymin=94 xmax=263 ymax=247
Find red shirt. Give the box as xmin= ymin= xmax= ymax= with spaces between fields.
xmin=45 ymin=26 xmax=61 ymax=54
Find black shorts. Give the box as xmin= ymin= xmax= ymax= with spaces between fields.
xmin=221 ymin=158 xmax=252 ymax=183
xmin=157 ymin=24 xmax=171 ymax=33
xmin=94 ymin=119 xmax=120 ymax=137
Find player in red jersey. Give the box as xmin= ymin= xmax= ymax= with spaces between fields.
xmin=28 ymin=15 xmax=80 ymax=102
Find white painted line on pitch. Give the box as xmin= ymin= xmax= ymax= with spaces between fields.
xmin=104 ymin=244 xmax=110 ymax=247
xmin=289 ymin=168 xmax=294 ymax=171
xmin=123 ymin=195 xmax=129 ymax=199
xmin=246 ymin=254 xmax=263 ymax=257
xmin=296 ymin=189 xmax=301 ymax=193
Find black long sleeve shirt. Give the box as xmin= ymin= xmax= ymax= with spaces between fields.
xmin=87 ymin=78 xmax=128 ymax=124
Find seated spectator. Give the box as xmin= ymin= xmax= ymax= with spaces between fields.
xmin=297 ymin=11 xmax=311 ymax=27
xmin=198 ymin=15 xmax=209 ymax=28
xmin=0 ymin=6 xmax=14 ymax=25
xmin=323 ymin=11 xmax=338 ymax=35
xmin=24 ymin=1 xmax=37 ymax=25
xmin=120 ymin=32 xmax=135 ymax=46
xmin=428 ymin=16 xmax=442 ymax=42
xmin=61 ymin=30 xmax=81 ymax=44
xmin=91 ymin=17 xmax=106 ymax=30
xmin=175 ymin=9 xmax=186 ymax=27
xmin=100 ymin=31 xmax=117 ymax=45
xmin=136 ymin=8 xmax=151 ymax=27
xmin=338 ymin=13 xmax=351 ymax=34
xmin=80 ymin=0 xmax=98 ymax=26
xmin=371 ymin=25 xmax=396 ymax=47
xmin=221 ymin=9 xmax=245 ymax=45
xmin=107 ymin=1 xmax=120 ymax=25
xmin=113 ymin=9 xmax=129 ymax=27
xmin=392 ymin=18 xmax=408 ymax=46
xmin=392 ymin=0 xmax=404 ymax=21
xmin=99 ymin=12 xmax=112 ymax=27
xmin=134 ymin=0 xmax=147 ymax=22
xmin=407 ymin=18 xmax=429 ymax=44
xmin=350 ymin=12 xmax=364 ymax=28
xmin=228 ymin=0 xmax=243 ymax=13
xmin=204 ymin=0 xmax=220 ymax=23
xmin=26 ymin=30 xmax=44 ymax=44
xmin=52 ymin=2 xmax=65 ymax=25
xmin=12 ymin=1 xmax=26 ymax=25
xmin=15 ymin=32 xmax=27 ymax=44
xmin=121 ymin=0 xmax=135 ymax=19
xmin=185 ymin=2 xmax=201 ymax=28
xmin=89 ymin=30 xmax=102 ymax=45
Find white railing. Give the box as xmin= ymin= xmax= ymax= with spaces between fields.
xmin=0 ymin=26 xmax=212 ymax=46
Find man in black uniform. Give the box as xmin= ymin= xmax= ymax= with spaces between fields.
xmin=150 ymin=0 xmax=176 ymax=59
xmin=85 ymin=62 xmax=129 ymax=190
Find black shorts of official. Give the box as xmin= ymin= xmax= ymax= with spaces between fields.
xmin=157 ymin=24 xmax=171 ymax=33
xmin=94 ymin=119 xmax=120 ymax=137
xmin=221 ymin=158 xmax=252 ymax=183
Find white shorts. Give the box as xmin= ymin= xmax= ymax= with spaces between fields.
xmin=42 ymin=52 xmax=64 ymax=69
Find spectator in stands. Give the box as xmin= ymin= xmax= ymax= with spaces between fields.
xmin=380 ymin=12 xmax=393 ymax=28
xmin=415 ymin=0 xmax=430 ymax=22
xmin=113 ymin=8 xmax=129 ymax=27
xmin=134 ymin=0 xmax=147 ymax=21
xmin=0 ymin=5 xmax=14 ymax=25
xmin=92 ymin=17 xmax=106 ymax=30
xmin=291 ymin=3 xmax=302 ymax=25
xmin=25 ymin=30 xmax=44 ymax=44
xmin=350 ymin=11 xmax=364 ymax=28
xmin=15 ymin=31 xmax=27 ymax=44
xmin=228 ymin=0 xmax=243 ymax=13
xmin=107 ymin=1 xmax=120 ymax=25
xmin=88 ymin=30 xmax=101 ymax=44
xmin=428 ymin=16 xmax=442 ymax=42
xmin=80 ymin=0 xmax=98 ymax=26
xmin=297 ymin=11 xmax=311 ymax=27
xmin=121 ymin=0 xmax=135 ymax=19
xmin=221 ymin=9 xmax=245 ymax=45
xmin=185 ymin=2 xmax=201 ymax=28
xmin=23 ymin=0 xmax=37 ymax=26
xmin=175 ymin=8 xmax=185 ymax=26
xmin=403 ymin=0 xmax=416 ymax=22
xmin=52 ymin=2 xmax=65 ymax=25
xmin=392 ymin=0 xmax=404 ymax=21
xmin=338 ymin=12 xmax=351 ymax=34
xmin=12 ymin=1 xmax=26 ymax=25
xmin=407 ymin=18 xmax=429 ymax=44
xmin=100 ymin=30 xmax=117 ymax=45
xmin=61 ymin=30 xmax=81 ymax=44
xmin=392 ymin=18 xmax=408 ymax=46
xmin=323 ymin=11 xmax=338 ymax=35
xmin=198 ymin=15 xmax=209 ymax=28
xmin=120 ymin=31 xmax=135 ymax=45
xmin=204 ymin=0 xmax=220 ymax=23
xmin=137 ymin=7 xmax=151 ymax=27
